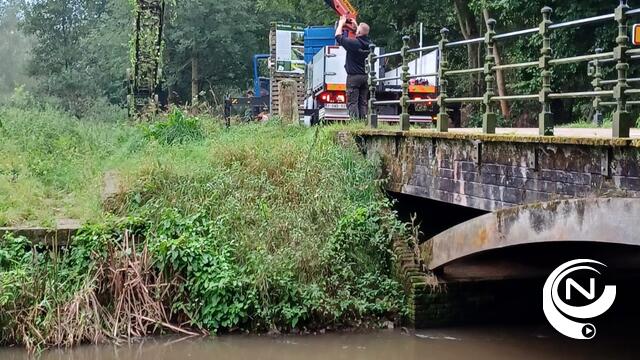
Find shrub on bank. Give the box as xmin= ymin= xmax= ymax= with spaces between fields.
xmin=0 ymin=107 xmax=407 ymax=351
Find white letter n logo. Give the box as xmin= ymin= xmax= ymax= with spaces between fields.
xmin=566 ymin=278 xmax=595 ymax=300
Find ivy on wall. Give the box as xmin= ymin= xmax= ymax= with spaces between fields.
xmin=128 ymin=0 xmax=167 ymax=118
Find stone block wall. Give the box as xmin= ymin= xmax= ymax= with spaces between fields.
xmin=357 ymin=131 xmax=640 ymax=211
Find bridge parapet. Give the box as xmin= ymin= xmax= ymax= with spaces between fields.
xmin=356 ymin=129 xmax=640 ymax=211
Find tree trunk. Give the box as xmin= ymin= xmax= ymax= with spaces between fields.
xmin=191 ymin=50 xmax=199 ymax=105
xmin=453 ymin=0 xmax=482 ymax=96
xmin=483 ymin=8 xmax=510 ymax=119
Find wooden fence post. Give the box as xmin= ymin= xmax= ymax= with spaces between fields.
xmin=278 ymin=80 xmax=299 ymax=124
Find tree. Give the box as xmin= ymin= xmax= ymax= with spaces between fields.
xmin=21 ymin=0 xmax=108 ymax=114
xmin=164 ymin=0 xmax=263 ymax=104
xmin=0 ymin=0 xmax=31 ymax=98
xmin=23 ymin=0 xmax=108 ymax=74
xmin=453 ymin=0 xmax=482 ymax=96
xmin=10 ymin=0 xmax=635 ymax=123
xmin=471 ymin=0 xmax=629 ymax=123
xmin=482 ymin=7 xmax=509 ymax=118
xmin=78 ymin=0 xmax=130 ymax=104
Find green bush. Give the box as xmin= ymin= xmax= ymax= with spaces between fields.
xmin=142 ymin=108 xmax=204 ymax=145
xmin=0 ymin=230 xmax=104 ymax=349
xmin=146 ymin=203 xmax=404 ymax=332
xmin=117 ymin=121 xmax=406 ymax=332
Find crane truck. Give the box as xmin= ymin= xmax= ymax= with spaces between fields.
xmin=302 ymin=0 xmax=439 ymax=125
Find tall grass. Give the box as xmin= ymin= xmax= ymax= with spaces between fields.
xmin=0 ymin=106 xmax=407 ymax=350
xmin=0 ymin=105 xmax=136 ymax=226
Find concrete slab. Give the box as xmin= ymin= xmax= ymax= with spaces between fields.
xmin=426 ymin=198 xmax=640 ymax=270
xmin=0 ymin=224 xmax=80 ymax=246
xmin=356 ymin=127 xmax=640 ymax=147
xmin=444 ymin=127 xmax=640 ymax=139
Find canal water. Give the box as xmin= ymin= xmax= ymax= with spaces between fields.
xmin=1 ymin=326 xmax=638 ymax=360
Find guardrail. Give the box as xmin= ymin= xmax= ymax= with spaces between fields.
xmin=366 ymin=2 xmax=640 ymax=138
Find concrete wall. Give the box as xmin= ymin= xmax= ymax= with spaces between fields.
xmin=356 ymin=131 xmax=640 ymax=211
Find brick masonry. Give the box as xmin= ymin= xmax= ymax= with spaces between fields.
xmin=356 ymin=131 xmax=640 ymax=211
xmin=392 ymin=236 xmax=436 ymax=327
xmin=392 ymin=233 xmax=514 ymax=327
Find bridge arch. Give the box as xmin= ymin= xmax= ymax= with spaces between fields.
xmin=425 ymin=198 xmax=640 ymax=270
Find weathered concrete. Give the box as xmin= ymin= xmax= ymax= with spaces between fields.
xmin=356 ymin=129 xmax=640 ymax=211
xmin=102 ymin=170 xmax=125 ymax=213
xmin=393 ymin=127 xmax=640 ymax=139
xmin=424 ymin=198 xmax=640 ymax=270
xmin=0 ymin=225 xmax=80 ymax=246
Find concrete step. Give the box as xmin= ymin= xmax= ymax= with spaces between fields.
xmin=0 ymin=221 xmax=81 ymax=247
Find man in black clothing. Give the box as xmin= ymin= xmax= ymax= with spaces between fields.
xmin=335 ymin=16 xmax=371 ymax=120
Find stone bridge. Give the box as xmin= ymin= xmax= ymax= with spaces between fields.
xmin=356 ymin=128 xmax=640 ymax=283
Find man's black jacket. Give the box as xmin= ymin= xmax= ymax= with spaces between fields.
xmin=335 ymin=34 xmax=371 ymax=75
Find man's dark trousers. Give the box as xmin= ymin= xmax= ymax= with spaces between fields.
xmin=346 ymin=74 xmax=369 ymax=120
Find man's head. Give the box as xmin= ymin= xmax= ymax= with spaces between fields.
xmin=356 ymin=22 xmax=370 ymax=37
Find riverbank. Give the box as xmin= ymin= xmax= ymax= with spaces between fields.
xmin=0 ymin=106 xmax=407 ymax=351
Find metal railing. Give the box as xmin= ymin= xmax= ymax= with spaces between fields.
xmin=366 ymin=2 xmax=640 ymax=138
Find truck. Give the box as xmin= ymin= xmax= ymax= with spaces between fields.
xmin=301 ymin=25 xmax=439 ymax=125
xmin=223 ymin=54 xmax=271 ymax=124
xmin=226 ymin=17 xmax=440 ymax=125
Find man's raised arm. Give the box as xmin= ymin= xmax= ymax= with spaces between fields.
xmin=335 ymin=15 xmax=361 ymax=51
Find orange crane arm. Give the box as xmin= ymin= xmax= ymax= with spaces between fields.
xmin=324 ymin=0 xmax=358 ymax=37
xmin=325 ymin=0 xmax=357 ymax=17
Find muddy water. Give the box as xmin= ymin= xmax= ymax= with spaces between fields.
xmin=1 ymin=326 xmax=638 ymax=360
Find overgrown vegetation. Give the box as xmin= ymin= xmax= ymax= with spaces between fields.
xmin=142 ymin=108 xmax=204 ymax=145
xmin=0 ymin=106 xmax=406 ymax=351
xmin=0 ymin=100 xmax=131 ymax=227
xmin=0 ymin=227 xmax=188 ymax=350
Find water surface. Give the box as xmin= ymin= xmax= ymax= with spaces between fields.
xmin=1 ymin=325 xmax=637 ymax=360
